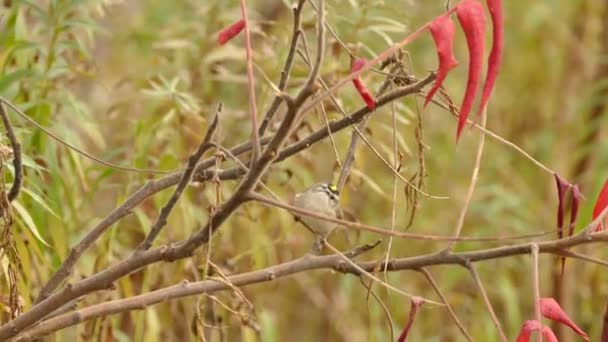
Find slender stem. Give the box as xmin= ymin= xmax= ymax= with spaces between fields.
xmin=419 ymin=268 xmax=473 ymax=341
xmin=531 ymin=244 xmax=543 ymax=342
xmin=447 ymin=107 xmax=488 ymax=251
xmin=249 ymin=192 xmax=550 ymax=242
xmin=240 ymin=0 xmax=261 ymax=158
xmin=467 ymin=262 xmax=507 ymax=342
xmin=0 ymin=96 xmax=169 ymax=175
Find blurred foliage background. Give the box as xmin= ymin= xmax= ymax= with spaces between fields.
xmin=0 ymin=0 xmax=607 ymax=341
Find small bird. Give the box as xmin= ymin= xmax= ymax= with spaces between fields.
xmin=293 ymin=182 xmax=340 ymax=254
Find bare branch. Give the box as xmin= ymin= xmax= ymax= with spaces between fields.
xmin=15 ymin=233 xmax=608 ymax=340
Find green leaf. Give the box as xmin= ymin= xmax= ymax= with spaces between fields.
xmin=12 ymin=200 xmax=50 ymax=247
xmin=0 ymin=69 xmax=31 ymax=93
xmin=21 ymin=187 xmax=60 ymax=219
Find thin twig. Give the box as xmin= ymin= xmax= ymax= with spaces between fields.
xmin=0 ymin=103 xmax=22 ymax=202
xmin=316 ymin=102 xmax=342 ymax=168
xmin=323 ymin=242 xmax=443 ymax=305
xmin=383 ymin=99 xmax=399 ymax=277
xmin=336 ymin=63 xmax=400 ymax=192
xmin=248 ymin=192 xmax=551 ymax=242
xmin=432 ymin=98 xmax=560 ymax=179
xmin=466 ymin=262 xmax=507 ymax=342
xmin=419 ymin=268 xmax=473 ymax=341
xmin=447 ymin=108 xmax=488 ymax=251
xmin=137 ymin=104 xmax=221 ymax=251
xmin=557 ymin=249 xmax=608 ymax=268
xmin=240 ymin=0 xmax=261 ymax=159
xmin=0 ymin=96 xmax=171 ymax=175
xmin=359 ymin=277 xmax=395 ymax=342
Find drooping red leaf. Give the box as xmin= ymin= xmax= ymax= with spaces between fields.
xmin=218 ymin=19 xmax=246 ymax=46
xmin=424 ymin=14 xmax=458 ymax=107
xmin=593 ymin=178 xmax=608 ymax=232
xmin=561 ymin=183 xmax=580 ymax=275
xmin=515 ymin=320 xmax=538 ymax=342
xmin=601 ymin=301 xmax=608 ymax=342
xmin=477 ymin=0 xmax=504 ymax=116
xmin=541 ymin=326 xmax=559 ymax=342
xmin=516 ymin=320 xmax=560 ymax=342
xmin=554 ymin=173 xmax=569 ymax=239
xmin=397 ymin=296 xmax=425 ymax=342
xmin=540 ymin=297 xmax=590 ymax=341
xmin=554 ymin=173 xmax=570 ymax=274
xmin=351 ymin=58 xmax=376 ymax=110
xmin=569 ymin=184 xmax=580 ymax=237
xmin=455 ymin=0 xmax=486 ymax=141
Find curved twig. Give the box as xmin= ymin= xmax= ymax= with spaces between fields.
xmin=0 ymin=96 xmax=171 ymax=175
xmin=0 ymin=103 xmax=22 ymax=202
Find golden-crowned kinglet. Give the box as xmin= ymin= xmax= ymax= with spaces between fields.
xmin=293 ymin=183 xmax=340 ymax=253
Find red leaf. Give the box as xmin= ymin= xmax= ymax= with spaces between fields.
xmin=593 ymin=178 xmax=608 ymax=232
xmin=561 ymin=183 xmax=580 ymax=275
xmin=515 ymin=320 xmax=538 ymax=342
xmin=569 ymin=184 xmax=580 ymax=237
xmin=455 ymin=0 xmax=486 ymax=141
xmin=397 ymin=297 xmax=424 ymax=342
xmin=351 ymin=58 xmax=376 ymax=110
xmin=424 ymin=14 xmax=458 ymax=107
xmin=515 ymin=320 xmax=559 ymax=342
xmin=477 ymin=0 xmax=504 ymax=116
xmin=554 ymin=173 xmax=569 ymax=239
xmin=554 ymin=173 xmax=569 ymax=274
xmin=218 ymin=19 xmax=246 ymax=46
xmin=540 ymin=297 xmax=590 ymax=341
xmin=541 ymin=326 xmax=559 ymax=342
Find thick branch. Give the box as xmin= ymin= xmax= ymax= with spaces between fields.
xmin=15 ymin=232 xmax=608 ymax=340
